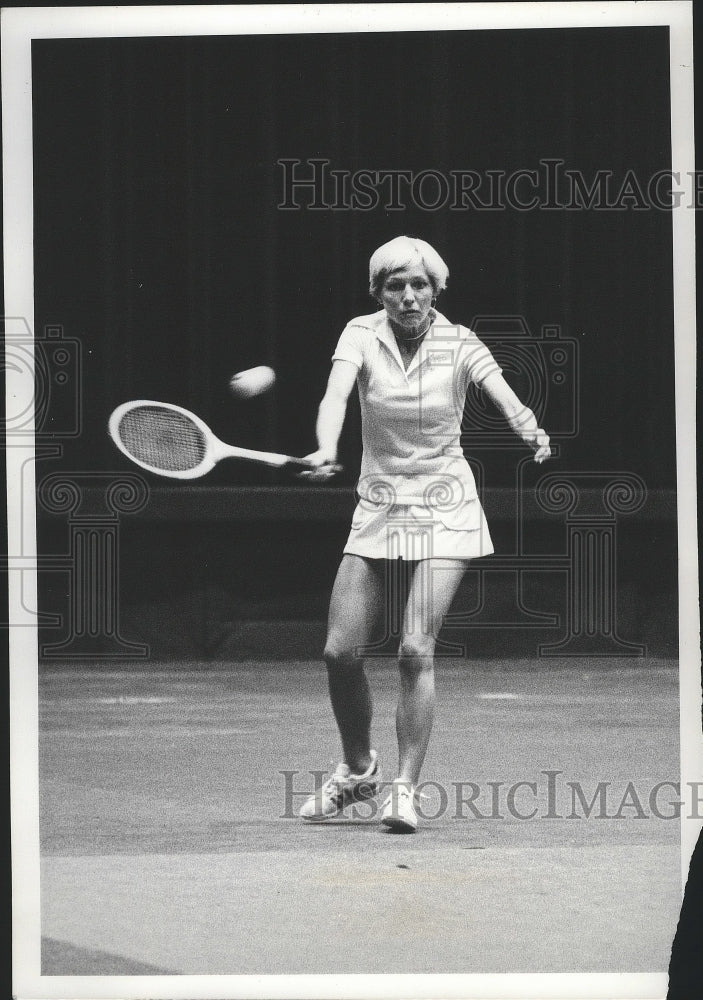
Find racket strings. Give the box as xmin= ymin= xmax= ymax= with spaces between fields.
xmin=117 ymin=407 xmax=208 ymax=472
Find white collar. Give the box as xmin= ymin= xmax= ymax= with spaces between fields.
xmin=373 ymin=308 xmax=447 ymax=377
xmin=375 ymin=307 xmax=443 ymax=347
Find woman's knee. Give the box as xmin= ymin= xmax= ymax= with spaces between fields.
xmin=398 ymin=635 xmax=436 ymax=672
xmin=323 ymin=638 xmax=362 ymax=673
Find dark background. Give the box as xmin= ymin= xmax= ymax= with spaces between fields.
xmin=31 ymin=27 xmax=678 ymax=658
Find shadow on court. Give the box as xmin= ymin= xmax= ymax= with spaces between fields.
xmin=39 ymin=658 xmax=680 ymax=975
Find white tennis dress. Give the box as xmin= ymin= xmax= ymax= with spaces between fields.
xmin=333 ymin=308 xmax=502 ymax=561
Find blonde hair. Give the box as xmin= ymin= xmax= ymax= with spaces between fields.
xmin=369 ymin=236 xmax=449 ymax=300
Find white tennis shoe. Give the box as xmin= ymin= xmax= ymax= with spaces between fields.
xmin=380 ymin=780 xmax=419 ymax=832
xmin=299 ymin=751 xmax=382 ymax=821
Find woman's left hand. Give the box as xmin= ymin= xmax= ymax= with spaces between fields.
xmin=527 ymin=430 xmax=551 ymax=464
xmin=479 ymin=374 xmax=552 ymax=465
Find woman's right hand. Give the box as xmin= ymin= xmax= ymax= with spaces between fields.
xmin=298 ymin=448 xmax=343 ymax=481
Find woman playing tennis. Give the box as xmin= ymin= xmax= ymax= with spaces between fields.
xmin=299 ymin=236 xmax=550 ymax=832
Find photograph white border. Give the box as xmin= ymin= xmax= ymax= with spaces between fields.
xmin=4 ymin=3 xmax=699 ymax=999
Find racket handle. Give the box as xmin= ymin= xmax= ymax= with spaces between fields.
xmin=216 ymin=443 xmax=318 ymax=468
xmin=286 ymin=457 xmax=345 ymax=474
xmin=297 ymin=462 xmax=344 ymax=479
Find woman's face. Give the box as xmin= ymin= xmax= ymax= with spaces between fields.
xmin=379 ymin=263 xmax=434 ymax=334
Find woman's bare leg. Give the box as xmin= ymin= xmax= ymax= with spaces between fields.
xmin=396 ymin=559 xmax=469 ymax=786
xmin=323 ymin=554 xmax=386 ymax=773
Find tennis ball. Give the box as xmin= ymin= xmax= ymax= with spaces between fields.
xmin=229 ymin=366 xmax=276 ymax=399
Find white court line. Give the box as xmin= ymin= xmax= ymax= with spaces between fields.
xmin=475 ymin=693 xmax=522 ymax=700
xmin=40 ymin=728 xmax=259 ymax=738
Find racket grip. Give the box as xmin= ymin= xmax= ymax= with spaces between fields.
xmin=282 ymin=454 xmax=344 ymax=470
xmin=296 ymin=462 xmax=344 ymax=478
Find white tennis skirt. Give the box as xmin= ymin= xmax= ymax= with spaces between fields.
xmin=343 ymin=496 xmax=494 ymax=561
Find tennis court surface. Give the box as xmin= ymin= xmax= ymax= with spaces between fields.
xmin=39 ymin=658 xmax=680 ymax=975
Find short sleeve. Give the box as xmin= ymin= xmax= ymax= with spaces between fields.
xmin=331 ymin=325 xmax=366 ymax=369
xmin=460 ymin=331 xmax=502 ymax=386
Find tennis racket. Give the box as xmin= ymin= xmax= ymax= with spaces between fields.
xmin=108 ymin=400 xmax=316 ymax=479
